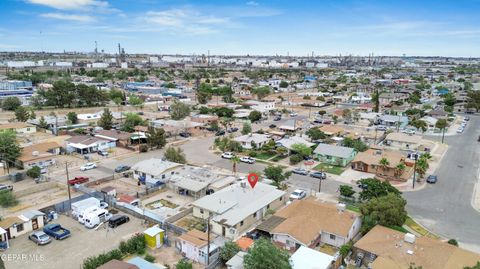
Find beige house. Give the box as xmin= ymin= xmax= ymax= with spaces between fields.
xmin=0 ymin=210 xmax=45 ymax=247
xmin=192 ymin=182 xmax=286 ymax=240
xmin=0 ymin=123 xmax=36 ymax=134
xmin=351 ymin=148 xmax=414 ymax=181
xmin=268 ymin=200 xmax=361 ymax=251
xmin=17 ymin=141 xmax=62 ymax=169
xmin=384 ymin=132 xmax=422 ymax=151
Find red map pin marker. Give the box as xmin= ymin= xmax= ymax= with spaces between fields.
xmin=247 ymin=173 xmax=259 ymax=188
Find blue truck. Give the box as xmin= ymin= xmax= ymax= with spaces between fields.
xmin=43 ymin=224 xmax=71 ymax=240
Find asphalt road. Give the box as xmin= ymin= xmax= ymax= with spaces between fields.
xmin=404 ymin=114 xmax=480 ymax=251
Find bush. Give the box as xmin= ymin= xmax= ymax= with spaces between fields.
xmin=447 ymin=239 xmax=458 ymax=246
xmin=139 ymin=144 xmax=148 ymax=153
xmin=248 ymin=151 xmax=257 ymax=157
xmin=339 ymin=242 xmax=352 ymax=256
xmin=176 ymin=260 xmax=193 ymax=269
xmin=289 ymin=154 xmax=303 ymax=165
xmin=26 ymin=166 xmax=41 ymax=178
xmin=144 ymin=254 xmax=156 ymax=263
xmin=0 ymin=190 xmax=18 ymax=207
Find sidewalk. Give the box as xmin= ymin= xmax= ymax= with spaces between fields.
xmin=472 ymin=167 xmax=480 ymax=212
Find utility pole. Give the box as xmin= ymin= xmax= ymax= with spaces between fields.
xmin=412 ymin=156 xmax=417 ymax=189
xmin=65 ymin=161 xmax=72 ymax=212
xmin=206 ymin=215 xmax=211 ymax=266
xmin=441 ymin=127 xmax=445 ymax=144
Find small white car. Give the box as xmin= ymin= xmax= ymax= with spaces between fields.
xmin=240 ymin=156 xmax=255 ymax=164
xmin=221 ymin=152 xmax=235 ymax=159
xmin=80 ymin=162 xmax=97 ymax=171
xmin=289 ymin=189 xmax=307 ymax=200
xmin=289 ymin=112 xmax=298 ymax=117
xmin=456 ymin=128 xmax=464 ymax=133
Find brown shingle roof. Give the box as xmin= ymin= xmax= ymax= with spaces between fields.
xmin=319 ymin=125 xmax=345 ymax=135
xmin=18 ymin=142 xmax=61 ymax=162
xmin=0 ymin=216 xmax=25 ymax=229
xmin=178 ymin=229 xmax=212 ymax=248
xmin=95 ymin=129 xmax=131 ymax=140
xmin=0 ymin=123 xmax=33 ymax=130
xmin=352 ymin=149 xmax=410 ymax=168
xmin=272 ymin=200 xmax=359 ymax=245
xmin=355 ymin=225 xmax=480 ymax=269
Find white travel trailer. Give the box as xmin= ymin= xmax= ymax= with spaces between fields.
xmin=84 ymin=208 xmax=111 ymax=229
xmin=71 ymin=197 xmax=100 ymax=219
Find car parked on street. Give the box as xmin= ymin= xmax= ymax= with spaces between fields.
xmin=114 ymin=165 xmax=131 ymax=173
xmin=179 ymin=132 xmax=191 ymax=138
xmin=68 ymin=176 xmax=89 ymax=186
xmin=457 ymin=127 xmax=464 ymax=133
xmin=292 ymin=168 xmax=309 ymax=175
xmin=97 ymin=150 xmax=109 ymax=157
xmin=43 ymin=224 xmax=71 ymax=240
xmin=426 ymin=175 xmax=438 ymax=184
xmin=0 ymin=184 xmax=13 ymax=192
xmin=80 ymin=162 xmax=97 ymax=171
xmin=289 ymin=189 xmax=307 ymax=200
xmin=29 ymin=231 xmax=52 ymax=245
xmin=221 ymin=152 xmax=235 ymax=159
xmin=289 ymin=112 xmax=298 ymax=117
xmin=310 ymin=171 xmax=327 ymax=179
xmin=240 ymin=156 xmax=255 ymax=164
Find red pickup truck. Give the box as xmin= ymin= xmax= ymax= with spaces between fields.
xmin=68 ymin=176 xmax=89 ymax=185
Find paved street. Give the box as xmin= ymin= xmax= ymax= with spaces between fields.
xmin=404 ymin=114 xmax=480 ymax=252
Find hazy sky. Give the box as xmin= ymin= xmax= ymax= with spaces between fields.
xmin=1 ymin=0 xmax=480 ymax=56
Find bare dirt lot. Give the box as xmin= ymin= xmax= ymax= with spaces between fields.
xmin=4 ymin=213 xmax=144 ymax=269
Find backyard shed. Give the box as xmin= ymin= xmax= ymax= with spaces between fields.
xmin=143 ymin=225 xmax=164 ymax=249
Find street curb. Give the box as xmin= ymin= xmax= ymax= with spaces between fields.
xmin=470 ymin=166 xmax=480 ymax=213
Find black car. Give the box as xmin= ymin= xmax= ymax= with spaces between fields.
xmin=108 ymin=215 xmax=130 ymax=228
xmin=426 ymin=175 xmax=438 ymax=184
xmin=273 ymin=116 xmax=281 ymax=121
xmin=269 ymin=124 xmax=277 ymax=128
xmin=179 ymin=132 xmax=191 ymax=138
xmin=215 ymin=130 xmax=226 ymax=136
xmin=115 ymin=165 xmax=131 ymax=173
xmin=310 ymin=171 xmax=327 ymax=179
xmin=227 ymin=127 xmax=239 ymax=133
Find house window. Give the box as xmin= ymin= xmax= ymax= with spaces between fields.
xmin=267 ymin=204 xmax=270 ymax=209
xmin=16 ymin=224 xmax=24 ymax=232
xmin=330 ymin=234 xmax=336 ymax=240
xmin=253 ymin=212 xmax=257 ymax=218
xmin=279 ymin=197 xmax=283 ymax=201
xmin=200 ymin=209 xmax=204 ymax=214
xmin=171 ymin=171 xmax=175 ymax=175
xmin=240 ymin=221 xmax=244 ymax=226
xmin=162 ymin=174 xmax=166 ymax=179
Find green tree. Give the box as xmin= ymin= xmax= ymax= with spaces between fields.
xmin=0 ymin=130 xmax=22 ymax=170
xmin=164 ymin=147 xmax=187 ymax=164
xmin=67 ymin=112 xmax=78 ymax=124
xmin=464 ymin=262 xmax=480 ymax=269
xmin=264 ymin=165 xmax=292 ymax=188
xmin=1 ymin=97 xmax=22 ymax=111
xmin=128 ymin=95 xmax=144 ymax=106
xmin=395 ymin=163 xmax=406 ymax=178
xmin=378 ymin=157 xmax=390 ymax=175
xmin=360 ymin=193 xmax=407 ymax=234
xmin=306 ymin=128 xmax=326 ymax=140
xmin=465 ymin=90 xmax=480 ymax=112
xmin=339 ymin=185 xmax=356 ymax=198
xmin=38 ymin=116 xmax=48 ymax=129
xmin=248 ymin=111 xmax=262 ymax=122
xmin=176 ymin=260 xmax=193 ymax=269
xmin=342 ymin=108 xmax=352 ymax=122
xmin=447 ymin=239 xmax=458 ymax=246
xmin=122 ymin=112 xmax=144 ymax=132
xmin=220 ymin=241 xmax=241 ymax=263
xmin=357 ymin=178 xmax=401 ymax=201
xmin=244 ymin=238 xmax=291 ymax=269
xmin=242 ymin=122 xmax=252 ymax=135
xmin=29 ymin=109 xmax=36 ymax=120
xmin=26 ymin=166 xmax=41 ymax=178
xmin=342 ymin=137 xmax=368 ymax=152
xmin=15 ymin=106 xmax=30 ymax=122
xmin=279 ymin=81 xmax=289 ymax=88
xmin=146 ymin=126 xmax=166 ymax=149
xmin=231 ymin=156 xmax=240 ymax=175
xmin=435 ymin=118 xmax=448 ymax=143
xmin=291 ymin=143 xmax=312 ymax=158
xmin=411 ymin=120 xmax=427 ymax=133
xmin=98 ymin=108 xmax=114 ymax=130
xmin=170 ymin=99 xmax=191 ymax=120
xmin=0 ymin=190 xmax=19 ymax=207
xmin=251 ymin=86 xmax=271 ymax=100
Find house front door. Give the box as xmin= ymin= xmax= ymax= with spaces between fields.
xmin=32 ymin=219 xmax=38 ymax=230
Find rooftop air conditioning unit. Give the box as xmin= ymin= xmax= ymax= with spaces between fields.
xmin=404 ymin=233 xmax=416 ymax=244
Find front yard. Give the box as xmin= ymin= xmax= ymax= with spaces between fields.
xmin=313 ymin=163 xmax=345 ymax=175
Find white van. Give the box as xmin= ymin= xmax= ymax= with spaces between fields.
xmin=84 ymin=208 xmax=111 ymax=229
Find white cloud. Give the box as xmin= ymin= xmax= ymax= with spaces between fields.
xmin=246 ymin=1 xmax=259 ymax=6
xmin=41 ymin=13 xmax=96 ymax=22
xmin=26 ymin=0 xmax=108 ymax=10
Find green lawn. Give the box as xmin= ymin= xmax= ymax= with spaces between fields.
xmin=346 ymin=204 xmax=360 ymax=213
xmin=271 ymin=155 xmax=288 ymax=162
xmin=255 ymin=151 xmax=277 ymax=160
xmin=405 ymin=217 xmax=440 ymax=239
xmin=313 ymin=163 xmax=345 ymax=175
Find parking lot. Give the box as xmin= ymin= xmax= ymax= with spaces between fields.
xmin=4 ymin=213 xmax=143 ymax=269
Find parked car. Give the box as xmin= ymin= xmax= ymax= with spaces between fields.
xmin=426 ymin=175 xmax=438 ymax=184
xmin=108 ymin=215 xmax=130 ymax=228
xmin=114 ymin=165 xmax=131 ymax=173
xmin=43 ymin=224 xmax=71 ymax=240
xmin=67 ymin=176 xmax=89 ymax=186
xmin=215 ymin=130 xmax=226 ymax=136
xmin=289 ymin=189 xmax=307 ymax=200
xmin=456 ymin=127 xmax=464 ymax=133
xmin=80 ymin=162 xmax=97 ymax=171
xmin=376 ymin=125 xmax=387 ymax=131
xmin=402 ymin=129 xmax=416 ymax=135
xmin=240 ymin=156 xmax=255 ymax=164
xmin=40 ymin=167 xmax=47 ymax=174
xmin=289 ymin=112 xmax=298 ymax=117
xmin=464 ymin=116 xmax=470 ymax=121
xmin=100 ymin=201 xmax=109 ymax=209
xmin=97 ymin=150 xmax=109 ymax=157
xmin=273 ymin=116 xmax=282 ymax=121
xmin=0 ymin=184 xmax=13 ymax=192
xmin=28 ymin=231 xmax=52 ymax=245
xmin=227 ymin=127 xmax=239 ymax=133
xmin=292 ymin=168 xmax=309 ymax=175
xmin=269 ymin=124 xmax=277 ymax=129
xmin=179 ymin=132 xmax=191 ymax=138
xmin=221 ymin=152 xmax=235 ymax=159
xmin=310 ymin=171 xmax=327 ymax=179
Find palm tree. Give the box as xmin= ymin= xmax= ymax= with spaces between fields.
xmin=395 ymin=163 xmax=406 ymax=178
xmin=378 ymin=157 xmax=390 ymax=175
xmin=231 ymin=156 xmax=240 ymax=175
xmin=415 ymin=157 xmax=429 ymax=179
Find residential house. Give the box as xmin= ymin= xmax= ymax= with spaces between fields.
xmin=0 ymin=123 xmax=36 ymax=134
xmin=269 ymin=200 xmax=361 ymax=251
xmin=233 ymin=133 xmax=271 ymax=149
xmin=376 ymin=115 xmax=409 ymax=128
xmin=319 ymin=125 xmax=345 ymax=137
xmin=117 ymin=194 xmax=140 ymax=206
xmin=192 ymin=182 xmax=286 ymax=240
xmin=276 ymin=135 xmax=315 ymax=152
xmin=150 ymin=119 xmax=203 ymax=137
xmin=289 ymin=246 xmax=336 ymax=269
xmin=65 ymin=135 xmax=114 ymax=154
xmin=127 ymin=257 xmax=167 ymax=269
xmin=351 ymin=148 xmax=414 ymax=181
xmin=242 ymin=100 xmax=276 ymax=114
xmin=94 ymin=129 xmax=132 ymax=147
xmin=191 ymin=114 xmax=219 ymax=125
xmin=353 ymin=225 xmax=480 ymax=269
xmin=98 ymin=260 xmax=139 ymax=269
xmin=177 ymin=229 xmax=220 ymax=265
xmin=384 ymin=132 xmax=422 ymax=151
xmin=313 ymin=143 xmax=356 ymax=167
xmin=279 ymin=119 xmax=302 ymax=132
xmin=17 ymin=142 xmax=62 ymax=169
xmin=226 ymin=251 xmax=247 ymax=269
xmin=420 ymin=116 xmax=439 ymax=132
xmin=378 ymin=92 xmax=408 ymax=106
xmin=0 ymin=216 xmax=28 ymax=240
xmin=131 ymin=158 xmax=183 ymax=186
